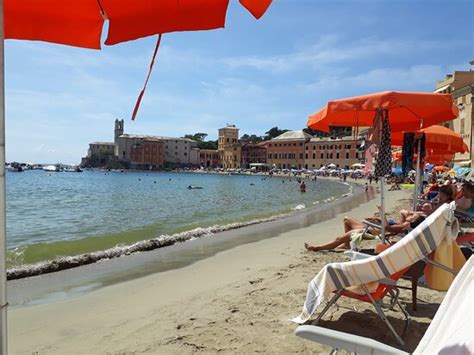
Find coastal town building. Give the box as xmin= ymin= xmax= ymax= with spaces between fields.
xmin=218 ymin=124 xmax=241 ymax=169
xmin=240 ymin=141 xmax=267 ymax=169
xmin=266 ymin=131 xmax=311 ymax=169
xmin=81 ymin=141 xmax=116 ymax=167
xmin=304 ymin=137 xmax=365 ymax=169
xmin=199 ymin=149 xmax=220 ymax=168
xmin=129 ymin=138 xmax=164 ymax=169
xmin=82 ymin=119 xmax=199 ymax=169
xmin=435 ymin=70 xmax=474 ymax=166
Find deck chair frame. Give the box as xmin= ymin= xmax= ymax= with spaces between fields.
xmin=312 ymin=276 xmax=410 ymax=346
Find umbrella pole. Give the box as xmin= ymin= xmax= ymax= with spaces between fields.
xmin=413 ymin=139 xmax=421 ymax=211
xmin=0 ymin=0 xmax=7 ymax=353
xmin=380 ymin=178 xmax=385 ymax=243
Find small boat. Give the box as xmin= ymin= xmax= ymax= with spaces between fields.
xmin=63 ymin=166 xmax=83 ymax=172
xmin=6 ymin=164 xmax=23 ymax=172
xmin=43 ymin=165 xmax=61 ymax=172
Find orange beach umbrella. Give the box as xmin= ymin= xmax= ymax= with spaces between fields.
xmin=308 ymin=91 xmax=458 ymax=133
xmin=5 ymin=0 xmax=273 ymax=120
xmin=391 ymin=125 xmax=468 ymax=153
xmin=0 ymin=1 xmax=273 ymax=352
xmin=433 ymin=165 xmax=450 ymax=172
xmin=392 ymin=150 xmax=455 ymax=165
xmin=5 ymin=0 xmax=272 ymax=49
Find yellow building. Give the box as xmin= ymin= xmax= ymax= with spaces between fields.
xmin=435 ymin=70 xmax=474 ymax=166
xmin=218 ymin=125 xmax=241 ymax=169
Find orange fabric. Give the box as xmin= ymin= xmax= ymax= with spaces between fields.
xmin=5 ymin=0 xmax=104 ymax=49
xmin=392 ymin=151 xmax=454 ymax=165
xmin=5 ymin=0 xmax=272 ymax=48
xmin=391 ymin=125 xmax=468 ymax=153
xmin=102 ymin=0 xmax=230 ymax=45
xmin=239 ymin=0 xmax=273 ymax=19
xmin=433 ymin=166 xmax=449 ymax=172
xmin=308 ymin=91 xmax=458 ymax=133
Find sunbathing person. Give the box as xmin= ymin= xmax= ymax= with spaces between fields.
xmin=305 ymin=208 xmax=425 ymax=252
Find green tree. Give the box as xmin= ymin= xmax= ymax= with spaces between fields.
xmin=198 ymin=140 xmax=218 ymax=150
xmin=264 ymin=127 xmax=290 ymax=140
xmin=184 ymin=133 xmax=208 ymax=142
xmin=240 ymin=134 xmax=263 ymax=142
xmin=303 ymin=126 xmax=352 ymax=138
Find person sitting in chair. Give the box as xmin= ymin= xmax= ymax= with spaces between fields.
xmin=304 ymin=207 xmax=425 ymax=252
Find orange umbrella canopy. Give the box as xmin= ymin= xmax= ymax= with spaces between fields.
xmin=5 ymin=0 xmax=272 ymax=49
xmin=392 ymin=150 xmax=455 ymax=165
xmin=391 ymin=125 xmax=468 ymax=153
xmin=433 ymin=165 xmax=450 ymax=172
xmin=307 ymin=91 xmax=458 ymax=133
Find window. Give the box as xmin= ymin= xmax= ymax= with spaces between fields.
xmin=305 ymin=153 xmax=308 ymax=159
xmin=312 ymin=153 xmax=316 ymax=159
xmin=268 ymin=153 xmax=272 ymax=159
xmin=226 ymin=138 xmax=229 ymax=142
xmin=346 ymin=144 xmax=351 ymax=149
xmin=320 ymin=153 xmax=323 ymax=159
xmin=305 ymin=145 xmax=309 ymax=150
xmin=299 ymin=143 xmax=303 ymax=146
xmin=346 ymin=152 xmax=350 ymax=159
xmin=268 ymin=144 xmax=272 ymax=147
xmin=184 ymin=152 xmax=187 ymax=156
xmin=312 ymin=145 xmax=316 ymax=150
xmin=299 ymin=153 xmax=303 ymax=159
xmin=293 ymin=143 xmax=296 ymax=146
xmin=336 ymin=152 xmax=340 ymax=159
xmin=284 ymin=143 xmax=287 ymax=147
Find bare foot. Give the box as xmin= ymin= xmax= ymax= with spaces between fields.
xmin=304 ymin=243 xmax=320 ymax=252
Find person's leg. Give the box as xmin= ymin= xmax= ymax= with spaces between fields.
xmin=305 ymin=230 xmax=356 ymax=251
xmin=343 ymin=216 xmax=364 ymax=232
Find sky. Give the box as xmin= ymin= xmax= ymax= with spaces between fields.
xmin=5 ymin=0 xmax=474 ymax=164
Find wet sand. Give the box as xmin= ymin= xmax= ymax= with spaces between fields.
xmin=9 ymin=186 xmax=445 ymax=354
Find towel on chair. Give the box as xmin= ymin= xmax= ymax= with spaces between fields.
xmin=292 ymin=202 xmax=459 ymax=324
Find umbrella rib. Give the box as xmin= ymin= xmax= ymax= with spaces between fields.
xmin=96 ymin=0 xmax=108 ymax=19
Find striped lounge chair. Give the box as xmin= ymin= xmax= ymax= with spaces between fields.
xmin=292 ymin=202 xmax=462 ymax=346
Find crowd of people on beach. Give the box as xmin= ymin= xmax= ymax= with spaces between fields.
xmin=305 ymin=171 xmax=474 ymax=257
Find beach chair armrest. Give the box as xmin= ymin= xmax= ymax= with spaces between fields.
xmin=344 ymin=251 xmax=373 ymax=260
xmin=379 ymin=277 xmax=398 ymax=286
xmin=363 ymin=220 xmax=382 ymax=229
xmin=294 ymin=325 xmax=407 ymax=355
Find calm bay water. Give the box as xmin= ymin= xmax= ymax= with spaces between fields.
xmin=6 ymin=170 xmax=350 ymax=268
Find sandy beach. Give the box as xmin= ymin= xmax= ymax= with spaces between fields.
xmin=8 ymin=186 xmax=445 ymax=354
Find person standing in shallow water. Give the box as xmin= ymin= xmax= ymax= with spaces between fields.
xmin=300 ymin=181 xmax=306 ymax=193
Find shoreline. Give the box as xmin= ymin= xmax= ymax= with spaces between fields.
xmin=7 ymin=176 xmax=356 ymax=281
xmin=9 ymin=188 xmax=430 ymax=354
xmin=8 ymin=178 xmax=368 ymax=308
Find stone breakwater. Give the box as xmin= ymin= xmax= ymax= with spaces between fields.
xmin=7 ymin=212 xmax=295 ymax=280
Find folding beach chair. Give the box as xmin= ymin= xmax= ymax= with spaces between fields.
xmin=294 ymin=257 xmax=473 ymax=355
xmin=311 ymin=266 xmax=411 ymax=346
xmin=357 ymin=210 xmax=460 ymax=311
xmin=292 ymin=203 xmax=463 ymax=346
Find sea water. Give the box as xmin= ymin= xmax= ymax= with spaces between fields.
xmin=6 ymin=170 xmax=350 ymax=269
